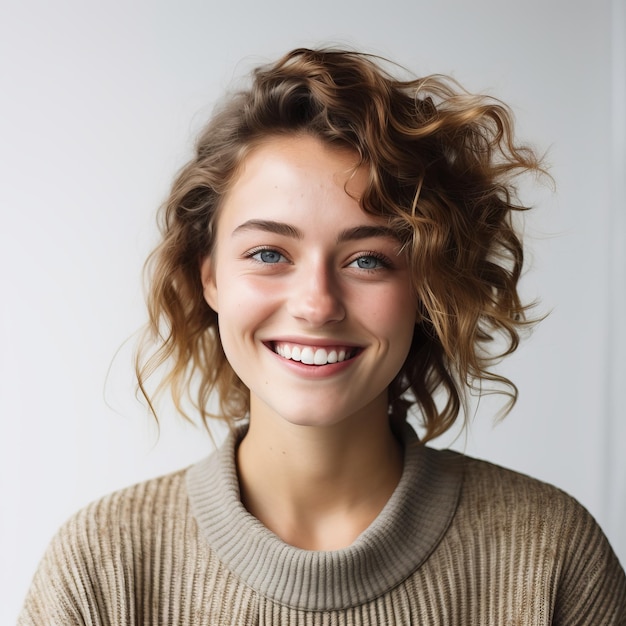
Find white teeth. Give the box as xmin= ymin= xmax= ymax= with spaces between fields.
xmin=301 ymin=347 xmax=315 ymax=365
xmin=313 ymin=349 xmax=328 ymax=365
xmin=273 ymin=343 xmax=354 ymax=365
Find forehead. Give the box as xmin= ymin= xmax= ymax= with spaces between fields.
xmin=237 ymin=134 xmax=363 ymax=190
xmin=218 ymin=135 xmax=371 ymax=227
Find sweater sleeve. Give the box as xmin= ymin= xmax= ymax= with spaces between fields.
xmin=553 ymin=496 xmax=626 ymax=625
xmin=17 ymin=510 xmax=107 ymax=626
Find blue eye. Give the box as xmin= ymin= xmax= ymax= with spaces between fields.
xmin=355 ymin=256 xmax=380 ymax=269
xmin=252 ymin=249 xmax=286 ymax=264
xmin=349 ymin=255 xmax=387 ymax=270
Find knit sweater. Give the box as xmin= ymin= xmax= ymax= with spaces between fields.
xmin=19 ymin=426 xmax=626 ymax=625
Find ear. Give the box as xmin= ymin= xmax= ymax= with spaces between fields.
xmin=200 ymin=255 xmax=218 ymax=312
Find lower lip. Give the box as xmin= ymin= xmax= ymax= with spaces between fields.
xmin=266 ymin=345 xmax=361 ymax=378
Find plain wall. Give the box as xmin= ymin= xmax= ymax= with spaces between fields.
xmin=1 ymin=0 xmax=624 ymax=621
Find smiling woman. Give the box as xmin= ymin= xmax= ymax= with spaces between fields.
xmin=18 ymin=48 xmax=626 ymax=624
xmin=201 ymin=136 xmax=416 ymax=441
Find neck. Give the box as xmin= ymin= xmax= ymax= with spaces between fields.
xmin=236 ymin=402 xmax=403 ymax=550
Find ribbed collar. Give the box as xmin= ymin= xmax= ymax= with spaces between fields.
xmin=186 ymin=424 xmax=463 ymax=611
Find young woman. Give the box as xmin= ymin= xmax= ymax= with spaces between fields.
xmin=20 ymin=48 xmax=626 ymax=624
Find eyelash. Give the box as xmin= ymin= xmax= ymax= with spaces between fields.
xmin=244 ymin=247 xmax=393 ymax=271
xmin=245 ymin=246 xmax=289 ymax=265
xmin=347 ymin=251 xmax=392 ymax=272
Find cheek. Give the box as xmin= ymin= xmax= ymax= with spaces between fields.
xmin=222 ymin=276 xmax=283 ymax=312
xmin=214 ymin=274 xmax=283 ymax=339
xmin=371 ymin=289 xmax=417 ymax=365
xmin=367 ymin=284 xmax=416 ymax=331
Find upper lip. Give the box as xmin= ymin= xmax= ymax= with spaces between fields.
xmin=263 ymin=336 xmax=363 ymax=348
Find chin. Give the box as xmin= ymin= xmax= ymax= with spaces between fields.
xmin=270 ymin=401 xmax=376 ymax=430
xmin=287 ymin=416 xmax=344 ymax=429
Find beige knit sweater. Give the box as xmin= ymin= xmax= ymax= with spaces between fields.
xmin=19 ymin=426 xmax=626 ymax=625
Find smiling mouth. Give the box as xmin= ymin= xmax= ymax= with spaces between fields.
xmin=271 ymin=342 xmax=361 ymax=365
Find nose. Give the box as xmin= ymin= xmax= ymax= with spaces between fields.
xmin=287 ymin=260 xmax=345 ymax=326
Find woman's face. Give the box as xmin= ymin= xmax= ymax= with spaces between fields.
xmin=201 ymin=135 xmax=416 ymax=430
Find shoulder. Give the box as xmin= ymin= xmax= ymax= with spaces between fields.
xmin=440 ymin=450 xmax=604 ymax=550
xmin=452 ymin=452 xmax=581 ymax=510
xmin=448 ymin=452 xmax=605 ymax=543
xmin=19 ymin=468 xmax=197 ymax=624
xmin=57 ymin=467 xmax=192 ymax=561
xmin=52 ymin=468 xmax=191 ymax=552
xmin=420 ymin=447 xmax=586 ymax=524
xmin=78 ymin=466 xmax=189 ymax=523
xmin=428 ymin=449 xmax=626 ymax=620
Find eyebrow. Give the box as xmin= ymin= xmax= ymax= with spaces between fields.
xmin=233 ymin=220 xmax=303 ymax=239
xmin=337 ymin=225 xmax=401 ymax=243
xmin=232 ymin=220 xmax=401 ymax=243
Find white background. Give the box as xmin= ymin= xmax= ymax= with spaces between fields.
xmin=1 ymin=0 xmax=624 ymax=621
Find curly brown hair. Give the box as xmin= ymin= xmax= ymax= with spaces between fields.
xmin=136 ymin=47 xmax=543 ymax=443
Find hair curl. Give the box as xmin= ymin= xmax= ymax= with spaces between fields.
xmin=136 ymin=47 xmax=544 ymax=443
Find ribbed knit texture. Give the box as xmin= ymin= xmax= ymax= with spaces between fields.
xmin=19 ymin=426 xmax=626 ymax=625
